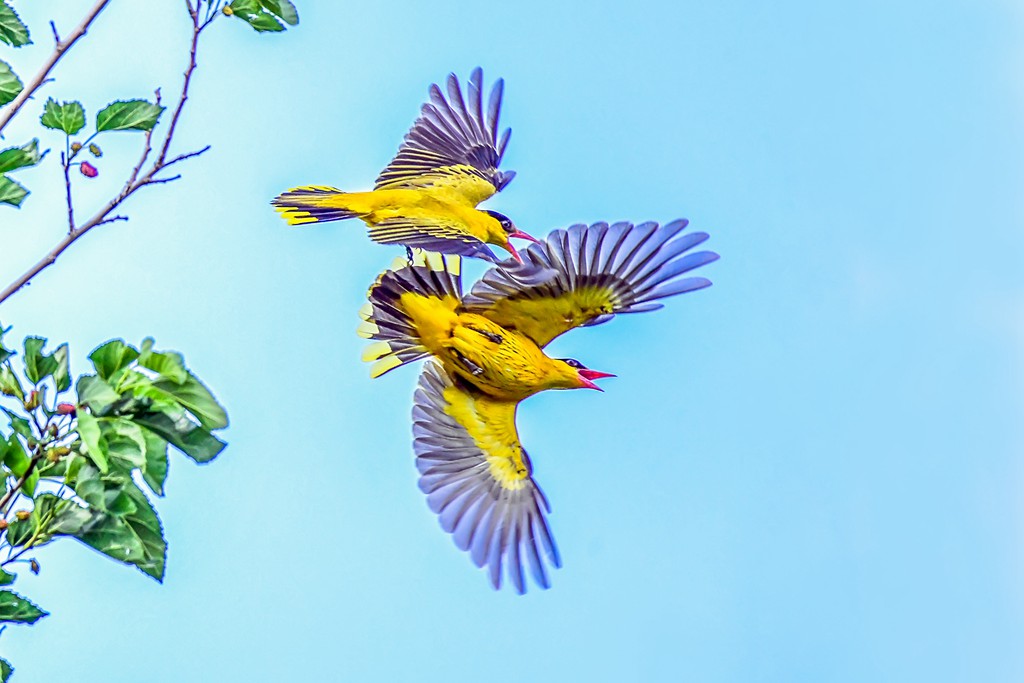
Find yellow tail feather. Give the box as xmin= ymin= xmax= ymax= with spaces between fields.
xmin=271 ymin=186 xmax=357 ymax=226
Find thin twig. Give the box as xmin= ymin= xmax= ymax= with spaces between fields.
xmin=93 ymin=214 xmax=128 ymax=228
xmin=0 ymin=5 xmax=218 ymax=307
xmin=153 ymin=5 xmax=203 ymax=168
xmin=62 ymin=145 xmax=75 ymax=232
xmin=0 ymin=0 xmax=111 ymax=136
xmin=145 ymin=174 xmax=182 ymax=186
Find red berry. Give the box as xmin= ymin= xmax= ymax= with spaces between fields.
xmin=80 ymin=161 xmax=98 ymax=178
xmin=56 ymin=403 xmax=77 ymax=416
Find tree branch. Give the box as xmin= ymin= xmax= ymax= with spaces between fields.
xmin=0 ymin=0 xmax=111 ymax=137
xmin=0 ymin=4 xmax=217 ymax=308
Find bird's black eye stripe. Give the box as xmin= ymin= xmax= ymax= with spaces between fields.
xmin=560 ymin=358 xmax=584 ymax=369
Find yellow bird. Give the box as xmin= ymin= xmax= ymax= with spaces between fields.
xmin=359 ymin=219 xmax=719 ymax=592
xmin=272 ymin=68 xmax=539 ymax=263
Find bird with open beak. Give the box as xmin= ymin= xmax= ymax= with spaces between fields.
xmin=359 ymin=219 xmax=718 ymax=593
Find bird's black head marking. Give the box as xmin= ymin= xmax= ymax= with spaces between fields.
xmin=483 ymin=209 xmax=516 ymax=234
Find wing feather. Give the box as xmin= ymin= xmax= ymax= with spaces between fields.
xmin=464 ymin=219 xmax=720 ymax=347
xmin=413 ymin=362 xmax=561 ymax=593
xmin=367 ymin=217 xmax=499 ymax=261
xmin=375 ymin=68 xmax=515 ymax=203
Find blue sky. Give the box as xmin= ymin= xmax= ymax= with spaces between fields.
xmin=2 ymin=0 xmax=1023 ymax=680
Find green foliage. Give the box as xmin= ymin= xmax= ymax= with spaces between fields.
xmin=0 ymin=591 xmax=45 ymax=624
xmin=0 ymin=176 xmax=25 ymax=207
xmin=0 ymin=60 xmax=20 ymax=105
xmin=0 ymin=140 xmax=41 ymax=174
xmin=0 ymin=3 xmax=29 ymax=48
xmin=0 ymin=0 xmax=296 ymax=676
xmin=39 ymin=98 xmax=85 ymax=135
xmin=0 ymin=326 xmax=228 ymax=643
xmin=0 ymin=139 xmax=39 ymax=208
xmin=95 ymin=99 xmax=164 ymax=132
xmin=226 ymin=0 xmax=299 ymax=32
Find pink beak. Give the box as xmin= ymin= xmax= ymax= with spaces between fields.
xmin=508 ymin=229 xmax=541 ymax=244
xmin=505 ymin=242 xmax=523 ymax=263
xmin=577 ymin=369 xmax=616 ymax=391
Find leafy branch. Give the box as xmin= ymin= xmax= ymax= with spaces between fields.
xmin=0 ymin=0 xmax=299 ymax=307
xmin=0 ymin=327 xmax=228 ymax=677
xmin=0 ymin=0 xmax=299 ymax=679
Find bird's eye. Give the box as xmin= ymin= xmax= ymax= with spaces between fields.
xmin=562 ymin=358 xmax=583 ymax=369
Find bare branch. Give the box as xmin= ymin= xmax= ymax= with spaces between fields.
xmin=153 ymin=8 xmax=207 ymax=168
xmin=0 ymin=0 xmax=112 ymax=136
xmin=0 ymin=4 xmax=220 ymax=307
xmin=93 ymin=214 xmax=128 ymax=228
xmin=144 ymin=174 xmax=182 ymax=186
xmin=162 ymin=144 xmax=211 ymax=168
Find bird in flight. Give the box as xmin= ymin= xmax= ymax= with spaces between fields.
xmin=358 ymin=219 xmax=719 ymax=592
xmin=273 ymin=68 xmax=539 ymax=263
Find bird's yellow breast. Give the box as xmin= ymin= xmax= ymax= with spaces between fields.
xmin=440 ymin=314 xmax=567 ymax=401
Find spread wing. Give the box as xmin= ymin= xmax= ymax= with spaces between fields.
xmin=463 ymin=219 xmax=719 ymax=347
xmin=367 ymin=217 xmax=499 ymax=261
xmin=375 ymin=67 xmax=516 ymax=206
xmin=413 ymin=362 xmax=561 ymax=594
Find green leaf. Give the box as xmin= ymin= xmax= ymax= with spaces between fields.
xmin=1 ymin=409 xmax=31 ymax=440
xmin=0 ymin=2 xmax=30 ymax=47
xmin=76 ymin=411 xmax=108 ymax=473
xmin=95 ymin=99 xmax=164 ymax=132
xmin=105 ymin=487 xmax=138 ymax=516
xmin=0 ymin=175 xmax=27 ymax=207
xmin=0 ymin=656 xmax=12 ymax=683
xmin=227 ymin=0 xmax=260 ymax=16
xmin=52 ymin=343 xmax=70 ymax=392
xmin=100 ymin=417 xmax=147 ymax=470
xmin=0 ymin=324 xmax=13 ymax=364
xmin=89 ymin=339 xmax=139 ymax=384
xmin=134 ymin=410 xmax=226 ymax=463
xmin=0 ymin=365 xmax=23 ymax=400
xmin=141 ymin=429 xmax=168 ymax=496
xmin=247 ymin=12 xmax=284 ymax=31
xmin=2 ymin=410 xmax=31 ymax=440
xmin=259 ymin=0 xmax=299 ymax=25
xmin=0 ymin=591 xmax=46 ymax=624
xmin=2 ymin=517 xmax=32 ymax=547
xmin=150 ymin=376 xmax=228 ymax=430
xmin=0 ymin=60 xmax=22 ymax=106
xmin=138 ymin=338 xmax=188 ymax=384
xmin=76 ymin=375 xmax=121 ymax=415
xmin=40 ymin=98 xmax=85 ymax=135
xmin=227 ymin=0 xmax=286 ymax=32
xmin=68 ymin=461 xmax=106 ymax=510
xmin=46 ymin=496 xmax=94 ymax=536
xmin=73 ymin=480 xmax=165 ymax=581
xmin=23 ymin=337 xmax=57 ymax=385
xmin=0 ymin=139 xmax=41 ymax=173
xmin=0 ymin=568 xmax=14 ymax=586
xmin=2 ymin=434 xmax=38 ymax=498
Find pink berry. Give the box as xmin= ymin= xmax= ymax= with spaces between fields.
xmin=80 ymin=161 xmax=98 ymax=178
